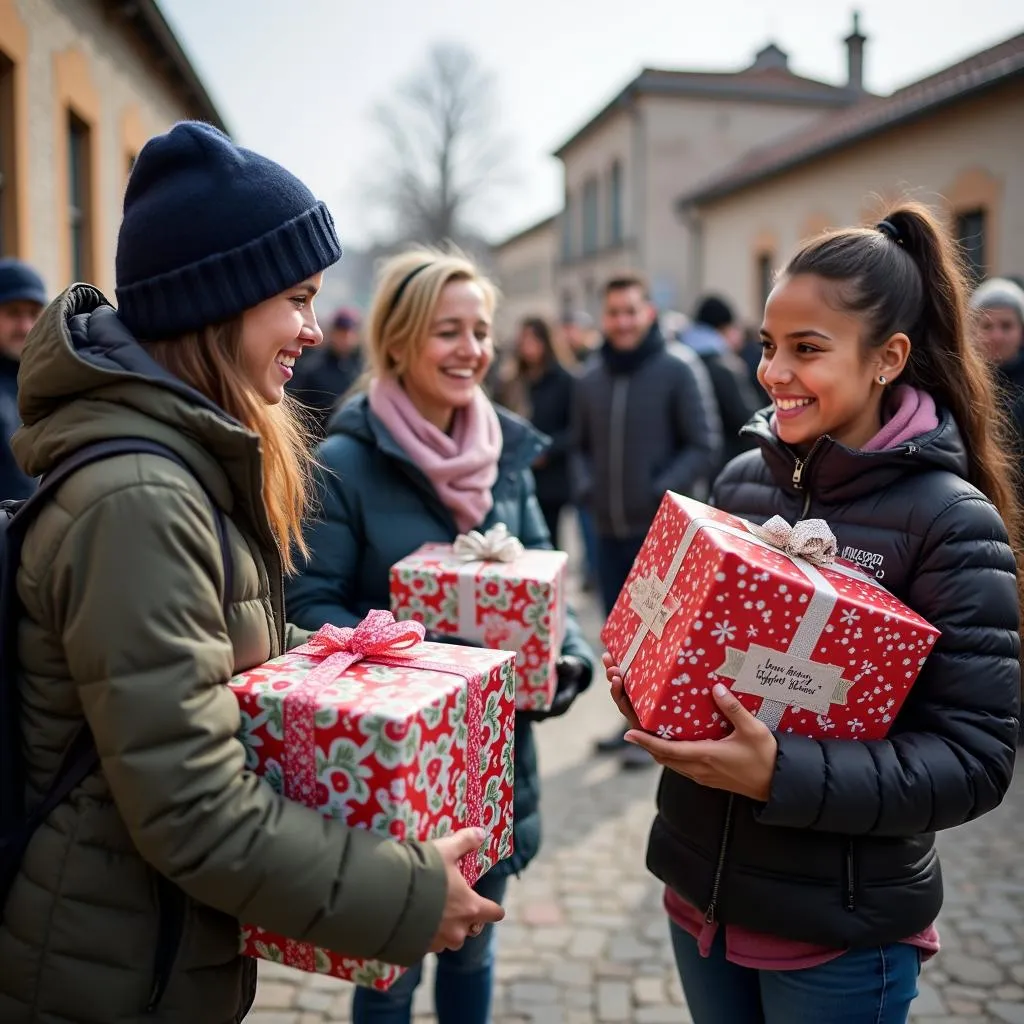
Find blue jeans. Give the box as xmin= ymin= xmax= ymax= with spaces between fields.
xmin=350 ymin=870 xmax=508 ymax=1024
xmin=670 ymin=920 xmax=921 ymax=1024
xmin=597 ymin=533 xmax=647 ymax=615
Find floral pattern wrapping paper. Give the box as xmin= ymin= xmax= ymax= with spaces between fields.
xmin=601 ymin=493 xmax=940 ymax=742
xmin=389 ymin=542 xmax=568 ymax=712
xmin=228 ymin=614 xmax=516 ymax=990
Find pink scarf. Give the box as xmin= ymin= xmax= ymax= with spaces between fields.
xmin=368 ymin=376 xmax=503 ymax=533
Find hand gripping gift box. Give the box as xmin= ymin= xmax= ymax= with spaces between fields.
xmin=389 ymin=524 xmax=568 ymax=712
xmin=601 ymin=493 xmax=940 ymax=741
xmin=227 ymin=610 xmax=516 ymax=990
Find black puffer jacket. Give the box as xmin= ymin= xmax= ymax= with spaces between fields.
xmin=647 ymin=406 xmax=1021 ymax=948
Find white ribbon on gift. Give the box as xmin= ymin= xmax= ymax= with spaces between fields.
xmin=746 ymin=516 xmax=838 ymax=567
xmin=620 ymin=512 xmax=884 ymax=730
xmin=452 ymin=524 xmax=525 ymax=637
xmin=452 ymin=523 xmax=525 ymax=564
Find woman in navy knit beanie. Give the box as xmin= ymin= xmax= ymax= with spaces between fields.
xmin=0 ymin=122 xmax=501 ymax=1023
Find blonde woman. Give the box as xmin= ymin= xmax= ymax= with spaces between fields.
xmin=0 ymin=124 xmax=500 ymax=1024
xmin=287 ymin=247 xmax=596 ymax=1024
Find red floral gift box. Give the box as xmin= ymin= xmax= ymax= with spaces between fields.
xmin=389 ymin=524 xmax=568 ymax=712
xmin=227 ymin=610 xmax=516 ymax=991
xmin=601 ymin=493 xmax=940 ymax=742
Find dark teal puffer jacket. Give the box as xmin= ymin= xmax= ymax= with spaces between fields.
xmin=286 ymin=393 xmax=595 ymax=876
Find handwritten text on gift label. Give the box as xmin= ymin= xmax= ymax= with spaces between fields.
xmin=717 ymin=644 xmax=855 ymax=718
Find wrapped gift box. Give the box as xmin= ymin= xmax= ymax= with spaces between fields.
xmin=601 ymin=493 xmax=940 ymax=741
xmin=389 ymin=525 xmax=568 ymax=712
xmin=228 ymin=611 xmax=516 ymax=990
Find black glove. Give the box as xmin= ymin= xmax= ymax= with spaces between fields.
xmin=521 ymin=655 xmax=593 ymax=722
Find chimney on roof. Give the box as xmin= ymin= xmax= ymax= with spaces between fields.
xmin=750 ymin=43 xmax=789 ymax=72
xmin=844 ymin=11 xmax=867 ymax=93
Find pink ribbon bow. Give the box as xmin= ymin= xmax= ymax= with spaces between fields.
xmin=292 ymin=609 xmax=427 ymax=686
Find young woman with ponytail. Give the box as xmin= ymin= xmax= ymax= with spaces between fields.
xmin=604 ymin=202 xmax=1022 ymax=1023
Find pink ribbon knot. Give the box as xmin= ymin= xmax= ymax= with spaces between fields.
xmin=293 ymin=610 xmax=426 ymax=685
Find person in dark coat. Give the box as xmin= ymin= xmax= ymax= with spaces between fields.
xmin=605 ymin=204 xmax=1020 ymax=1022
xmin=0 ymin=258 xmax=46 ymax=500
xmin=286 ymin=246 xmax=595 ymax=1024
xmin=287 ymin=305 xmax=364 ymax=439
xmin=494 ymin=316 xmax=575 ymax=548
xmin=681 ymin=294 xmax=763 ymax=473
xmin=575 ymin=272 xmax=721 ymax=767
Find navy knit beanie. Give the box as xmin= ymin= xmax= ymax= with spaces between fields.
xmin=115 ymin=121 xmax=342 ymax=340
xmin=0 ymin=259 xmax=46 ymax=307
xmin=694 ymin=295 xmax=735 ymax=330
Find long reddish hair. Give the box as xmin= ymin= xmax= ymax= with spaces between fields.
xmin=144 ymin=320 xmax=314 ymax=573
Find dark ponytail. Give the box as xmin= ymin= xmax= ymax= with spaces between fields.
xmin=785 ymin=201 xmax=1023 ymax=595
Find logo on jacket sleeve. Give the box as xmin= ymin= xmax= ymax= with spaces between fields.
xmin=840 ymin=545 xmax=886 ymax=579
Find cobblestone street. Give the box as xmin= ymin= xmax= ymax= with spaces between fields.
xmin=251 ymin=569 xmax=1024 ymax=1023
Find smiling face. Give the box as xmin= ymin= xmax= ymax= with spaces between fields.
xmin=239 ymin=273 xmax=324 ymax=403
xmin=399 ymin=278 xmax=493 ymax=432
xmin=976 ymin=305 xmax=1024 ymax=365
xmin=602 ymin=284 xmax=655 ymax=351
xmin=758 ymin=273 xmax=910 ymax=451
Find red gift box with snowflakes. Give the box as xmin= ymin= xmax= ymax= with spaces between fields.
xmin=601 ymin=493 xmax=940 ymax=741
xmin=227 ymin=610 xmax=516 ymax=990
xmin=389 ymin=525 xmax=568 ymax=712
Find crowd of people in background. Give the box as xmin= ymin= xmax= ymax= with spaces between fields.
xmin=4 ymin=252 xmax=1024 ymax=769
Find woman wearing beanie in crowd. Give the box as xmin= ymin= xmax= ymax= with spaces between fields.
xmin=605 ymin=203 xmax=1021 ymax=1023
xmin=286 ymin=247 xmax=596 ymax=1024
xmin=492 ymin=316 xmax=576 ymax=548
xmin=0 ymin=123 xmax=501 ymax=1024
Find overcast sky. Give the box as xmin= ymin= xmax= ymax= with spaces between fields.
xmin=159 ymin=0 xmax=1024 ymax=249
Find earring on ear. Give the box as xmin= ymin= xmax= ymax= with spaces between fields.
xmin=878 ymin=375 xmax=887 ymax=385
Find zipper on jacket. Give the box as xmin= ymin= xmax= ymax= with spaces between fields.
xmin=609 ymin=377 xmax=631 ymax=538
xmin=704 ymin=793 xmax=736 ymax=924
xmin=844 ymin=838 xmax=857 ymax=911
xmin=146 ymin=876 xmax=186 ymax=1013
xmin=791 ymin=435 xmax=827 ymax=492
xmin=799 ymin=489 xmax=812 ymax=520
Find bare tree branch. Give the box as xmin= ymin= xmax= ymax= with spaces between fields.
xmin=368 ymin=43 xmax=513 ymax=245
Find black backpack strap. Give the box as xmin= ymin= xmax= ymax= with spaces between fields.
xmin=4 ymin=438 xmax=234 ymax=833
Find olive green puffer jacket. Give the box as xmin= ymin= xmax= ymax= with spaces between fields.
xmin=0 ymin=286 xmax=447 ymax=1024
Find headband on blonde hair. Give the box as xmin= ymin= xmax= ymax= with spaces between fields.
xmin=382 ymin=263 xmax=431 ymax=328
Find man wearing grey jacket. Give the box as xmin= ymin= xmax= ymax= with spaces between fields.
xmin=573 ymin=273 xmax=721 ymax=765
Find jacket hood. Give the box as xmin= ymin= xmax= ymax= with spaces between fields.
xmin=328 ymin=391 xmax=549 ymax=475
xmin=12 ymin=284 xmax=264 ymax=512
xmin=681 ymin=323 xmax=727 ymax=357
xmin=740 ymin=403 xmax=969 ymax=503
